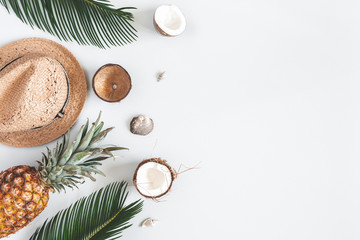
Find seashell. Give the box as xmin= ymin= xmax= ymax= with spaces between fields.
xmin=130 ymin=115 xmax=154 ymax=136
xmin=141 ymin=218 xmax=159 ymax=227
xmin=157 ymin=71 xmax=166 ymax=81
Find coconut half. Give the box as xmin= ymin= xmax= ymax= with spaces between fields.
xmin=92 ymin=64 xmax=131 ymax=103
xmin=153 ymin=5 xmax=186 ymax=37
xmin=133 ymin=158 xmax=176 ymax=199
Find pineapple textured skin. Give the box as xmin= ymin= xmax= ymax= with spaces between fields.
xmin=0 ymin=165 xmax=49 ymax=238
xmin=0 ymin=113 xmax=124 ymax=238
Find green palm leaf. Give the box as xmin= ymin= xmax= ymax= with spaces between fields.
xmin=0 ymin=0 xmax=137 ymax=48
xmin=29 ymin=181 xmax=143 ymax=240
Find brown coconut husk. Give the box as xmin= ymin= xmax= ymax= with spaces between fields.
xmin=92 ymin=64 xmax=131 ymax=102
xmin=133 ymin=158 xmax=176 ymax=199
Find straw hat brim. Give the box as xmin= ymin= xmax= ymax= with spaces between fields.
xmin=0 ymin=38 xmax=87 ymax=147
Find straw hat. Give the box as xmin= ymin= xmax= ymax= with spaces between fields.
xmin=0 ymin=38 xmax=87 ymax=147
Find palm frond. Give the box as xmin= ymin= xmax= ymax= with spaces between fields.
xmin=0 ymin=0 xmax=137 ymax=48
xmin=29 ymin=181 xmax=143 ymax=240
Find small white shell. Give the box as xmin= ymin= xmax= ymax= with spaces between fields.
xmin=157 ymin=71 xmax=166 ymax=81
xmin=141 ymin=218 xmax=159 ymax=227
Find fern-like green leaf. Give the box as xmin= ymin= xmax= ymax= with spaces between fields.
xmin=30 ymin=181 xmax=143 ymax=240
xmin=0 ymin=0 xmax=137 ymax=48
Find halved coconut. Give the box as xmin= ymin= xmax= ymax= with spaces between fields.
xmin=92 ymin=64 xmax=131 ymax=102
xmin=153 ymin=5 xmax=186 ymax=37
xmin=133 ymin=158 xmax=176 ymax=199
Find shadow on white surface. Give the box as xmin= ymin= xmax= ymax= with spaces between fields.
xmin=133 ymin=9 xmax=157 ymax=33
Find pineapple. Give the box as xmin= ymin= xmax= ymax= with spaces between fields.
xmin=0 ymin=113 xmax=125 ymax=238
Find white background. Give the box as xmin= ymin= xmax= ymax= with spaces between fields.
xmin=1 ymin=0 xmax=360 ymax=239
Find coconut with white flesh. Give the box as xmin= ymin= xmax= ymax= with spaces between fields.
xmin=153 ymin=5 xmax=186 ymax=37
xmin=133 ymin=158 xmax=176 ymax=199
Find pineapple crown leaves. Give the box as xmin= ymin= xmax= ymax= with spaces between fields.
xmin=38 ymin=112 xmax=128 ymax=192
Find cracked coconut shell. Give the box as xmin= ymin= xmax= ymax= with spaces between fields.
xmin=133 ymin=158 xmax=176 ymax=199
xmin=153 ymin=5 xmax=186 ymax=37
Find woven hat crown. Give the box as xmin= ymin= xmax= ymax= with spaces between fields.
xmin=0 ymin=54 xmax=69 ymax=133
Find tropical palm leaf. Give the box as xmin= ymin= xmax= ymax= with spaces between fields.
xmin=29 ymin=181 xmax=143 ymax=240
xmin=0 ymin=0 xmax=137 ymax=48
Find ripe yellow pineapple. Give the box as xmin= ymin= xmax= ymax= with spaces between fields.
xmin=0 ymin=114 xmax=124 ymax=238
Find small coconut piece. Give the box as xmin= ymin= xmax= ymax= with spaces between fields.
xmin=130 ymin=115 xmax=154 ymax=136
xmin=133 ymin=158 xmax=176 ymax=199
xmin=153 ymin=5 xmax=186 ymax=37
xmin=92 ymin=64 xmax=131 ymax=102
xmin=141 ymin=218 xmax=159 ymax=227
